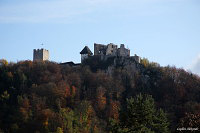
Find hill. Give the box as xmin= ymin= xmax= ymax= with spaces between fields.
xmin=0 ymin=58 xmax=200 ymax=132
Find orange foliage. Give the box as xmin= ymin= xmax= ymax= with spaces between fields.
xmin=65 ymin=85 xmax=71 ymax=97
xmin=107 ymin=100 xmax=120 ymax=120
xmin=7 ymin=72 xmax=13 ymax=78
xmin=38 ymin=109 xmax=53 ymax=127
xmin=179 ymin=113 xmax=200 ymax=127
xmin=97 ymin=96 xmax=106 ymax=111
xmin=22 ymin=98 xmax=31 ymax=109
xmin=19 ymin=107 xmax=29 ymax=121
xmin=65 ymin=85 xmax=77 ymax=98
xmin=71 ymin=86 xmax=76 ymax=97
xmin=96 ymin=87 xmax=106 ymax=111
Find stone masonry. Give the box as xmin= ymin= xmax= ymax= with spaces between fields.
xmin=94 ymin=43 xmax=130 ymax=57
xmin=80 ymin=43 xmax=141 ymax=63
xmin=33 ymin=48 xmax=49 ymax=61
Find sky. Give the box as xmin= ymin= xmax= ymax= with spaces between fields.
xmin=0 ymin=0 xmax=200 ymax=75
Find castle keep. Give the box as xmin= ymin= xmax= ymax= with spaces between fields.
xmin=33 ymin=49 xmax=49 ymax=61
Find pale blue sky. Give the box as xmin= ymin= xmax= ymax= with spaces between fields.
xmin=0 ymin=0 xmax=200 ymax=74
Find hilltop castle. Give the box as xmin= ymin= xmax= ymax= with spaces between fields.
xmin=80 ymin=43 xmax=140 ymax=63
xmin=33 ymin=43 xmax=141 ymax=64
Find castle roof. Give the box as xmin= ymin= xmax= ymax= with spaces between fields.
xmin=80 ymin=46 xmax=93 ymax=55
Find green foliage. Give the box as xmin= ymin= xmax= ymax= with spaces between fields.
xmin=153 ymin=109 xmax=169 ymax=133
xmin=56 ymin=127 xmax=63 ymax=133
xmin=0 ymin=91 xmax=10 ymax=101
xmin=59 ymin=108 xmax=75 ymax=133
xmin=109 ymin=94 xmax=169 ymax=133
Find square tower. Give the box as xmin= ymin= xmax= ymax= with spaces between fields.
xmin=33 ymin=49 xmax=49 ymax=61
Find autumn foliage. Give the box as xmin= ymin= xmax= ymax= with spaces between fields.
xmin=0 ymin=59 xmax=200 ymax=132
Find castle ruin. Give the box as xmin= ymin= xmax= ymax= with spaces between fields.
xmin=94 ymin=43 xmax=130 ymax=57
xmin=33 ymin=48 xmax=49 ymax=61
xmin=32 ymin=43 xmax=140 ymax=64
xmin=80 ymin=43 xmax=140 ymax=63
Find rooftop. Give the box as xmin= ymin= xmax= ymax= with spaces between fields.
xmin=80 ymin=46 xmax=93 ymax=55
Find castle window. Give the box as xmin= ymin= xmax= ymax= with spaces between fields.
xmin=111 ymin=50 xmax=113 ymax=53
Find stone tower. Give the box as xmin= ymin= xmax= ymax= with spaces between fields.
xmin=33 ymin=48 xmax=49 ymax=61
xmin=80 ymin=46 xmax=93 ymax=63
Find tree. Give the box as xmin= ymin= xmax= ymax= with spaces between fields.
xmin=0 ymin=59 xmax=8 ymax=66
xmin=110 ymin=94 xmax=169 ymax=133
xmin=153 ymin=109 xmax=169 ymax=133
xmin=56 ymin=127 xmax=63 ymax=133
xmin=96 ymin=86 xmax=106 ymax=111
xmin=59 ymin=108 xmax=75 ymax=133
xmin=140 ymin=58 xmax=150 ymax=67
xmin=178 ymin=113 xmax=200 ymax=128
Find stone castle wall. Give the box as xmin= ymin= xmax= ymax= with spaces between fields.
xmin=118 ymin=44 xmax=130 ymax=57
xmin=94 ymin=43 xmax=130 ymax=57
xmin=94 ymin=43 xmax=107 ymax=55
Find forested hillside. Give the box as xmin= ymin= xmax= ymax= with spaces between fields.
xmin=0 ymin=59 xmax=200 ymax=133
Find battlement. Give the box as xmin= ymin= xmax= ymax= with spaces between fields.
xmin=34 ymin=48 xmax=49 ymax=52
xmin=33 ymin=48 xmax=49 ymax=61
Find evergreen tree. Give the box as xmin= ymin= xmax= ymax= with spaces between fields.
xmin=110 ymin=94 xmax=169 ymax=133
